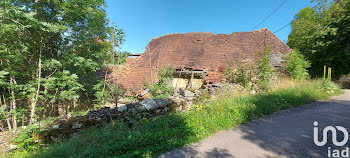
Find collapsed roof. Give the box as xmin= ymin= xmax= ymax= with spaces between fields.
xmin=110 ymin=28 xmax=291 ymax=93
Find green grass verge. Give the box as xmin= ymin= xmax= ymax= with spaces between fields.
xmin=10 ymin=80 xmax=341 ymax=158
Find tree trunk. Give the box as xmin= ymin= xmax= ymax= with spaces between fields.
xmin=0 ymin=121 xmax=4 ymax=132
xmin=102 ymin=68 xmax=108 ymax=103
xmin=30 ymin=39 xmax=42 ymax=124
xmin=67 ymin=102 xmax=72 ymax=119
xmin=6 ymin=118 xmax=12 ymax=131
xmin=57 ymin=103 xmax=64 ymax=117
xmin=1 ymin=95 xmax=12 ymax=131
xmin=9 ymin=76 xmax=17 ymax=129
xmin=187 ymin=70 xmax=194 ymax=89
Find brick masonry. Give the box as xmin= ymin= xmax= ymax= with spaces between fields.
xmin=110 ymin=28 xmax=291 ymax=93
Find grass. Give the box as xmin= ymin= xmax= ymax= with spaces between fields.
xmin=9 ymin=80 xmax=341 ymax=158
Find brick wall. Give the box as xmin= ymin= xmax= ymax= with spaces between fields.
xmin=110 ymin=28 xmax=291 ymax=93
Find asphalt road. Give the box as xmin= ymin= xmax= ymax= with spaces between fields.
xmin=159 ymin=90 xmax=350 ymax=158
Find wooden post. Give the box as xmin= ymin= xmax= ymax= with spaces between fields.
xmin=328 ymin=67 xmax=332 ymax=80
xmin=187 ymin=70 xmax=194 ymax=89
xmin=174 ymin=68 xmax=183 ymax=89
xmin=324 ymin=65 xmax=326 ymax=79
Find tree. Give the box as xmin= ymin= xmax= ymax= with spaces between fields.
xmin=287 ymin=0 xmax=350 ymax=78
xmin=0 ymin=2 xmax=65 ymax=126
xmin=0 ymin=0 xmax=124 ymax=128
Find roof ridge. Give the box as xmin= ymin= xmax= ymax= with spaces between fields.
xmin=151 ymin=29 xmax=274 ymax=41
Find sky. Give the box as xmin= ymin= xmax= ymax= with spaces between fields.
xmin=106 ymin=0 xmax=314 ymax=53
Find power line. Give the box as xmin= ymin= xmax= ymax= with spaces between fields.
xmin=252 ymin=0 xmax=288 ymax=30
xmin=273 ymin=5 xmax=317 ymax=33
xmin=273 ymin=21 xmax=292 ymax=33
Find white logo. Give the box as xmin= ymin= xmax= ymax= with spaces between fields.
xmin=313 ymin=121 xmax=349 ymax=147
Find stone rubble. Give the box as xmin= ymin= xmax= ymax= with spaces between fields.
xmin=0 ymin=130 xmax=19 ymax=153
xmin=46 ymin=83 xmax=248 ymax=143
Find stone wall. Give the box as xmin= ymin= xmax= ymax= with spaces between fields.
xmin=46 ymin=98 xmax=172 ymax=142
xmin=45 ymin=83 xmax=244 ymax=142
xmin=340 ymin=74 xmax=350 ymax=88
xmin=110 ymin=28 xmax=291 ymax=93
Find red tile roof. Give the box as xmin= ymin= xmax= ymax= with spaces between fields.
xmin=110 ymin=28 xmax=291 ymax=93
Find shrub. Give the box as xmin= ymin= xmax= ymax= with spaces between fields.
xmin=223 ymin=64 xmax=236 ymax=83
xmin=234 ymin=66 xmax=253 ymax=90
xmin=92 ymin=67 xmax=125 ymax=105
xmin=284 ymin=49 xmax=311 ymax=81
xmin=93 ymin=80 xmax=114 ymax=103
xmin=157 ymin=65 xmax=175 ymax=79
xmin=224 ymin=65 xmax=253 ymax=90
xmin=256 ymin=46 xmax=274 ymax=92
xmin=144 ymin=65 xmax=174 ymax=98
xmin=13 ymin=118 xmax=54 ymax=152
xmin=319 ymin=79 xmax=339 ymax=95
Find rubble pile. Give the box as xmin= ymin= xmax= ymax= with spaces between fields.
xmin=46 ymin=83 xmax=248 ymax=142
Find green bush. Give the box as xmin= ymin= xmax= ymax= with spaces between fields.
xmin=93 ymin=80 xmax=125 ymax=103
xmin=157 ymin=65 xmax=175 ymax=79
xmin=284 ymin=49 xmax=311 ymax=81
xmin=223 ymin=64 xmax=236 ymax=83
xmin=256 ymin=47 xmax=274 ymax=92
xmin=13 ymin=118 xmax=54 ymax=152
xmin=13 ymin=126 xmax=45 ymax=152
xmin=319 ymin=79 xmax=340 ymax=95
xmin=144 ymin=81 xmax=174 ymax=99
xmin=15 ymin=81 xmax=340 ymax=158
xmin=224 ymin=65 xmax=253 ymax=90
xmin=144 ymin=65 xmax=174 ymax=98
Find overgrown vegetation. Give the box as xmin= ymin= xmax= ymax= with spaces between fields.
xmin=9 ymin=80 xmax=339 ymax=158
xmin=287 ymin=0 xmax=350 ymax=78
xmin=284 ymin=49 xmax=311 ymax=81
xmin=12 ymin=118 xmax=54 ymax=152
xmin=320 ymin=66 xmax=339 ymax=95
xmin=224 ymin=46 xmax=274 ymax=92
xmin=0 ymin=0 xmax=124 ymax=130
xmin=224 ymin=65 xmax=253 ymax=90
xmin=144 ymin=65 xmax=175 ymax=98
xmin=256 ymin=46 xmax=274 ymax=92
xmin=92 ymin=68 xmax=126 ymax=106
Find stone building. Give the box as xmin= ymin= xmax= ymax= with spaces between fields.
xmin=110 ymin=28 xmax=291 ymax=93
